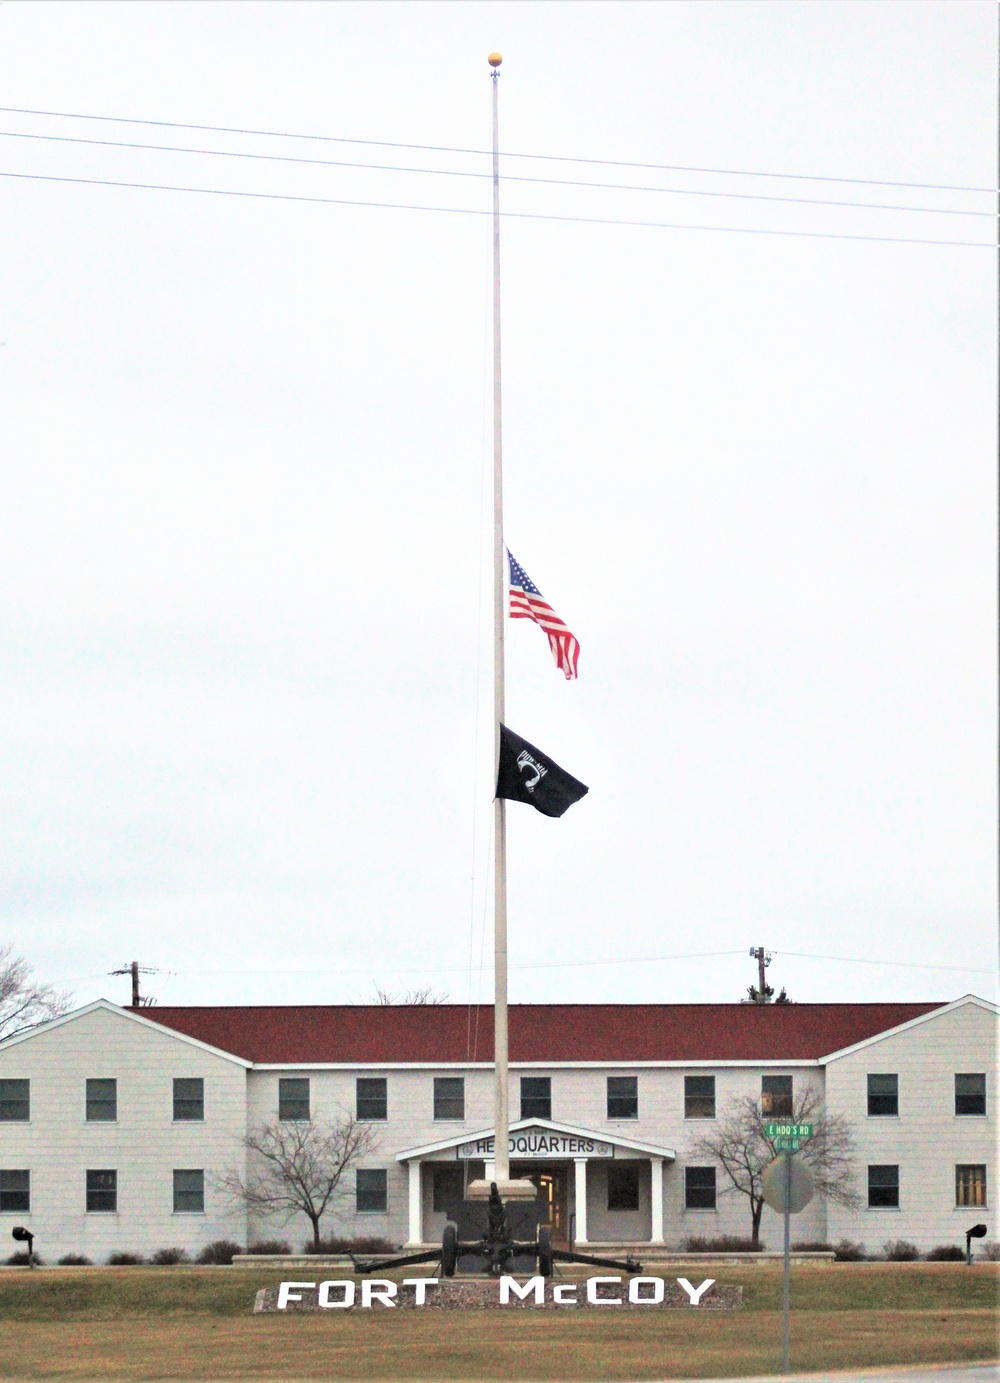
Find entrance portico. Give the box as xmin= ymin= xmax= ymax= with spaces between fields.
xmin=397 ymin=1118 xmax=675 ymax=1247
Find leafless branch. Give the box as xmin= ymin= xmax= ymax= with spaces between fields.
xmin=0 ymin=943 xmax=72 ymax=1041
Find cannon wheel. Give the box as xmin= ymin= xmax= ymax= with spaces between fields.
xmin=537 ymin=1226 xmax=554 ymax=1277
xmin=441 ymin=1222 xmax=458 ymax=1277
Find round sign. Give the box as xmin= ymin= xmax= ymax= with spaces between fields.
xmin=761 ymin=1154 xmax=814 ymax=1214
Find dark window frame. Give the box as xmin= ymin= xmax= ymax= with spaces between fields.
xmin=955 ymin=1073 xmax=986 ymax=1117
xmin=86 ymin=1169 xmax=118 ymax=1213
xmin=956 ymin=1164 xmax=987 ymax=1208
xmin=172 ymin=1078 xmax=205 ymax=1122
xmin=519 ymin=1076 xmax=551 ymax=1121
xmin=0 ymin=1169 xmax=30 ymax=1213
xmin=685 ymin=1165 xmax=717 ymax=1210
xmin=356 ymin=1167 xmax=388 ymax=1213
xmin=761 ymin=1075 xmax=793 ymax=1118
xmin=278 ymin=1077 xmax=311 ymax=1122
xmin=607 ymin=1162 xmax=640 ymax=1211
xmin=0 ymin=1079 xmax=30 ymax=1123
xmin=173 ymin=1169 xmax=205 ymax=1213
xmin=356 ymin=1077 xmax=388 ymax=1122
xmin=433 ymin=1077 xmax=465 ymax=1121
xmin=684 ymin=1075 xmax=716 ymax=1120
xmin=606 ymin=1076 xmax=638 ymax=1120
xmin=867 ymin=1164 xmax=900 ymax=1209
xmin=85 ymin=1078 xmax=117 ymax=1123
xmin=867 ymin=1073 xmax=899 ymax=1118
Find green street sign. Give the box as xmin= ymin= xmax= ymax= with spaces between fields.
xmin=774 ymin=1137 xmax=804 ymax=1151
xmin=766 ymin=1122 xmax=814 ymax=1140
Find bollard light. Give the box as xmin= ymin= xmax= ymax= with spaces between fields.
xmin=965 ymin=1223 xmax=987 ymax=1266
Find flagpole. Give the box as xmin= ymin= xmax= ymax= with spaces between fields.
xmin=489 ymin=50 xmax=510 ymax=1189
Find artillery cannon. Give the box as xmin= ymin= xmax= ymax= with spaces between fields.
xmin=351 ymin=1181 xmax=641 ymax=1278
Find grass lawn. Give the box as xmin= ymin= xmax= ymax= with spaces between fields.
xmin=0 ymin=1263 xmax=995 ymax=1381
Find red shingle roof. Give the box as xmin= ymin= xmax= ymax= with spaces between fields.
xmin=135 ymin=1002 xmax=944 ymax=1064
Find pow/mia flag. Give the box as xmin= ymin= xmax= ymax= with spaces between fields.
xmin=496 ymin=725 xmax=589 ymax=819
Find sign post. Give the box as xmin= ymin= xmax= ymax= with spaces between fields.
xmin=762 ymin=1125 xmax=815 ymax=1373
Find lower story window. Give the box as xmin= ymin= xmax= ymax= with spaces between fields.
xmin=956 ymin=1164 xmax=987 ymax=1208
xmin=357 ymin=1168 xmax=388 ymax=1213
xmin=0 ymin=1169 xmax=29 ymax=1213
xmin=685 ymin=1166 xmax=717 ymax=1210
xmin=867 ymin=1164 xmax=899 ymax=1208
xmin=86 ymin=1169 xmax=117 ymax=1213
xmin=607 ymin=1163 xmax=640 ymax=1212
xmin=173 ymin=1169 xmax=205 ymax=1213
xmin=432 ymin=1166 xmax=465 ymax=1212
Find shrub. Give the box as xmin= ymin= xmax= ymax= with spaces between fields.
xmin=107 ymin=1251 xmax=145 ymax=1265
xmin=792 ymin=1241 xmax=833 ymax=1252
xmin=925 ymin=1244 xmax=965 ymax=1261
xmin=883 ymin=1239 xmax=919 ymax=1261
xmin=149 ymin=1247 xmax=190 ymax=1265
xmin=5 ymin=1251 xmax=43 ymax=1266
xmin=196 ymin=1240 xmax=244 ymax=1266
xmin=57 ymin=1254 xmax=92 ymax=1266
xmin=682 ymin=1235 xmax=762 ymax=1253
xmin=247 ymin=1239 xmax=292 ymax=1256
xmin=980 ymin=1240 xmax=1000 ymax=1261
xmin=302 ymin=1235 xmax=397 ymax=1255
xmin=833 ymin=1239 xmax=866 ymax=1261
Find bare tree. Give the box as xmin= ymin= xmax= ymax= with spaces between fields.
xmin=689 ymin=1087 xmax=860 ymax=1247
xmin=218 ymin=1113 xmax=379 ymax=1250
xmin=370 ymin=985 xmax=449 ymax=1005
xmin=0 ymin=943 xmax=71 ymax=1041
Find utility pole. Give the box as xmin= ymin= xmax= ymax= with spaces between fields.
xmin=750 ymin=947 xmax=771 ymax=1003
xmin=110 ymin=962 xmax=157 ymax=1007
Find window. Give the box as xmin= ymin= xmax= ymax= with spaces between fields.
xmin=607 ymin=1076 xmax=638 ymax=1120
xmin=955 ymin=1073 xmax=986 ymax=1117
xmin=761 ymin=1075 xmax=793 ymax=1117
xmin=867 ymin=1073 xmax=898 ymax=1117
xmin=356 ymin=1077 xmax=387 ymax=1121
xmin=433 ymin=1077 xmax=464 ymax=1121
xmin=0 ymin=1079 xmax=29 ymax=1123
xmin=86 ymin=1169 xmax=117 ymax=1213
xmin=86 ymin=1079 xmax=117 ymax=1122
xmin=173 ymin=1078 xmax=204 ymax=1122
xmin=684 ymin=1075 xmax=716 ymax=1120
xmin=867 ymin=1164 xmax=899 ymax=1208
xmin=173 ymin=1169 xmax=205 ymax=1213
xmin=278 ymin=1078 xmax=310 ymax=1121
xmin=956 ymin=1165 xmax=987 ymax=1208
xmin=607 ymin=1163 xmax=640 ymax=1211
xmin=520 ymin=1077 xmax=551 ymax=1120
xmin=432 ymin=1165 xmax=465 ymax=1212
xmin=356 ymin=1168 xmax=387 ymax=1213
xmin=0 ymin=1170 xmax=30 ymax=1213
xmin=685 ymin=1166 xmax=717 ymax=1210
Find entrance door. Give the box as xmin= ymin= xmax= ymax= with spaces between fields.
xmin=511 ymin=1163 xmax=569 ymax=1245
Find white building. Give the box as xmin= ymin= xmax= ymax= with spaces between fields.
xmin=0 ymin=995 xmax=994 ymax=1262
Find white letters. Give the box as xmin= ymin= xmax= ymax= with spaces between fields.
xmin=317 ymin=1280 xmax=355 ymax=1309
xmin=499 ymin=1275 xmax=545 ymax=1305
xmin=677 ymin=1277 xmax=715 ymax=1306
xmin=586 ymin=1276 xmax=622 ymax=1305
xmin=628 ymin=1277 xmax=665 ymax=1305
xmin=276 ymin=1281 xmax=315 ymax=1310
xmin=361 ymin=1278 xmax=398 ymax=1308
xmin=552 ymin=1283 xmax=578 ymax=1305
xmin=403 ymin=1277 xmax=438 ymax=1306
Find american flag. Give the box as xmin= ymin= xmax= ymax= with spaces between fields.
xmin=508 ymin=551 xmax=580 ymax=680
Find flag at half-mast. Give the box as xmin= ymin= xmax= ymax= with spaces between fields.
xmin=508 ymin=551 xmax=580 ymax=680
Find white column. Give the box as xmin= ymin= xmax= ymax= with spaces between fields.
xmin=650 ymin=1157 xmax=665 ymax=1244
xmin=406 ymin=1160 xmax=423 ymax=1246
xmin=574 ymin=1158 xmax=588 ymax=1244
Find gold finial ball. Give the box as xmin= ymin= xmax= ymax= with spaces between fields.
xmin=488 ymin=52 xmax=503 ymax=67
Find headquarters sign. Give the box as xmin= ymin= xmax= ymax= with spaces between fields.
xmin=456 ymin=1128 xmax=615 ymax=1160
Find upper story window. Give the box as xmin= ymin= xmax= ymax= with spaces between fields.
xmin=684 ymin=1075 xmax=716 ymax=1120
xmin=433 ymin=1077 xmax=464 ymax=1121
xmin=0 ymin=1170 xmax=30 ymax=1213
xmin=0 ymin=1079 xmax=29 ymax=1122
xmin=761 ymin=1075 xmax=793 ymax=1118
xmin=278 ymin=1077 xmax=310 ymax=1121
xmin=520 ymin=1076 xmax=551 ymax=1120
xmin=607 ymin=1076 xmax=638 ymax=1120
xmin=867 ymin=1164 xmax=899 ymax=1209
xmin=86 ymin=1079 xmax=117 ymax=1122
xmin=955 ymin=1073 xmax=986 ymax=1117
xmin=173 ymin=1078 xmax=204 ymax=1122
xmin=867 ymin=1074 xmax=898 ymax=1117
xmin=356 ymin=1077 xmax=387 ymax=1121
xmin=956 ymin=1164 xmax=987 ymax=1208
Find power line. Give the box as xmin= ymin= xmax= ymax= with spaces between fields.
xmin=0 ymin=104 xmax=991 ymax=195
xmin=1 ymin=129 xmax=990 ymax=218
xmin=774 ymin=949 xmax=995 ymax=976
xmin=1 ymin=170 xmax=990 ymax=250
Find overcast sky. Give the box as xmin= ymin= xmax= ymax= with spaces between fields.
xmin=0 ymin=1 xmax=995 ymax=1015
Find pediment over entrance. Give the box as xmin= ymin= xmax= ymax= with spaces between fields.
xmin=396 ymin=1117 xmax=675 ymax=1164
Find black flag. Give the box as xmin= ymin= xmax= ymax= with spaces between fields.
xmin=496 ymin=725 xmax=589 ymax=818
